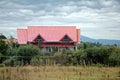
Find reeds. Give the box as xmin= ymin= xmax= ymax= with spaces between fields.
xmin=0 ymin=66 xmax=119 ymax=80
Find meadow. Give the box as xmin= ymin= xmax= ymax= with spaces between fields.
xmin=0 ymin=66 xmax=120 ymax=80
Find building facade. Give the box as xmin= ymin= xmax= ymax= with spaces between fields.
xmin=17 ymin=26 xmax=80 ymax=51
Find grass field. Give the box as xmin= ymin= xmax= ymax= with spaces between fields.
xmin=0 ymin=66 xmax=120 ymax=80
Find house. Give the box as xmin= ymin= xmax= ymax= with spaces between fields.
xmin=17 ymin=26 xmax=80 ymax=51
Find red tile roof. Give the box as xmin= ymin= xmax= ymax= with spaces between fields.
xmin=17 ymin=26 xmax=80 ymax=44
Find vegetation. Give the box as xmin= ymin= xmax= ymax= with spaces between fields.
xmin=0 ymin=34 xmax=6 ymax=39
xmin=0 ymin=38 xmax=120 ymax=66
xmin=17 ymin=45 xmax=40 ymax=65
xmin=0 ymin=39 xmax=8 ymax=55
xmin=0 ymin=38 xmax=120 ymax=80
xmin=0 ymin=66 xmax=119 ymax=80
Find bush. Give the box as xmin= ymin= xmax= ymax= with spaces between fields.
xmin=0 ymin=39 xmax=8 ymax=55
xmin=31 ymin=56 xmax=42 ymax=66
xmin=109 ymin=47 xmax=120 ymax=66
xmin=53 ymin=52 xmax=70 ymax=65
xmin=17 ymin=45 xmax=40 ymax=65
xmin=72 ymin=50 xmax=86 ymax=65
xmin=6 ymin=48 xmax=17 ymax=56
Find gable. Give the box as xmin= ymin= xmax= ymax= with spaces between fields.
xmin=33 ymin=34 xmax=45 ymax=42
xmin=60 ymin=35 xmax=72 ymax=41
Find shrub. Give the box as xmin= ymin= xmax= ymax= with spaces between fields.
xmin=109 ymin=48 xmax=120 ymax=66
xmin=0 ymin=39 xmax=8 ymax=55
xmin=72 ymin=50 xmax=86 ymax=65
xmin=17 ymin=45 xmax=40 ymax=65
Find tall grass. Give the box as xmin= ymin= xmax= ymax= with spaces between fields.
xmin=0 ymin=66 xmax=119 ymax=80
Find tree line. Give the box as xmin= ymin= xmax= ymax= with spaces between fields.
xmin=0 ymin=39 xmax=120 ymax=67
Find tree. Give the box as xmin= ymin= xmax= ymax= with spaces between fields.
xmin=0 ymin=39 xmax=8 ymax=55
xmin=72 ymin=50 xmax=86 ymax=65
xmin=0 ymin=33 xmax=6 ymax=39
xmin=53 ymin=50 xmax=73 ymax=65
xmin=0 ymin=53 xmax=3 ymax=63
xmin=54 ymin=52 xmax=68 ymax=65
xmin=0 ymin=39 xmax=8 ymax=64
xmin=77 ymin=42 xmax=102 ymax=50
xmin=109 ymin=47 xmax=120 ymax=66
xmin=17 ymin=45 xmax=40 ymax=65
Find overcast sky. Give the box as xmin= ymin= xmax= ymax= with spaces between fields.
xmin=0 ymin=0 xmax=120 ymax=40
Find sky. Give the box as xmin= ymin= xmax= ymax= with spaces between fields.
xmin=0 ymin=0 xmax=120 ymax=40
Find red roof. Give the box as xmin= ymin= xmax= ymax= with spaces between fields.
xmin=17 ymin=29 xmax=27 ymax=44
xmin=17 ymin=26 xmax=80 ymax=44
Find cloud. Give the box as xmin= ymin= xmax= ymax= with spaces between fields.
xmin=0 ymin=0 xmax=120 ymax=40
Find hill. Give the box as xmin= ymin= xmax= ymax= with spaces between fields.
xmin=81 ymin=35 xmax=120 ymax=46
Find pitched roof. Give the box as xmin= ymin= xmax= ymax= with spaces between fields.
xmin=17 ymin=26 xmax=80 ymax=44
xmin=17 ymin=29 xmax=27 ymax=44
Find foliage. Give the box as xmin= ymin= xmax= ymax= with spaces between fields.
xmin=0 ymin=39 xmax=8 ymax=64
xmin=0 ymin=53 xmax=3 ymax=63
xmin=31 ymin=56 xmax=41 ymax=66
xmin=53 ymin=52 xmax=65 ymax=65
xmin=72 ymin=50 xmax=86 ymax=65
xmin=85 ymin=47 xmax=109 ymax=64
xmin=77 ymin=42 xmax=102 ymax=49
xmin=109 ymin=47 xmax=120 ymax=66
xmin=53 ymin=50 xmax=74 ymax=65
xmin=0 ymin=34 xmax=6 ymax=39
xmin=17 ymin=45 xmax=40 ymax=65
xmin=0 ymin=39 xmax=8 ymax=55
xmin=6 ymin=48 xmax=17 ymax=56
xmin=0 ymin=40 xmax=120 ymax=66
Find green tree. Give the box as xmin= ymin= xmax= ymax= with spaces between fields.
xmin=85 ymin=46 xmax=110 ymax=65
xmin=77 ymin=42 xmax=102 ymax=50
xmin=0 ymin=39 xmax=8 ymax=55
xmin=53 ymin=50 xmax=73 ymax=65
xmin=54 ymin=52 xmax=68 ymax=65
xmin=109 ymin=47 xmax=120 ymax=66
xmin=0 ymin=33 xmax=6 ymax=39
xmin=17 ymin=45 xmax=40 ymax=65
xmin=72 ymin=50 xmax=86 ymax=65
xmin=0 ymin=39 xmax=8 ymax=64
xmin=0 ymin=53 xmax=3 ymax=63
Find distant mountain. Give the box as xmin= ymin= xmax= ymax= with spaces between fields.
xmin=81 ymin=35 xmax=120 ymax=46
xmin=81 ymin=35 xmax=96 ymax=43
